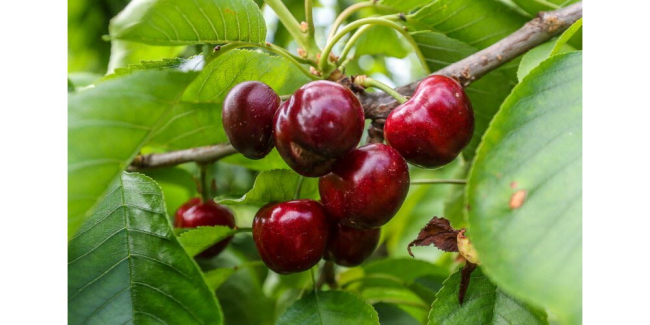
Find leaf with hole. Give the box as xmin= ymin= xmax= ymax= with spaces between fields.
xmin=467 ymin=52 xmax=582 ymax=324
xmin=68 ymin=172 xmax=223 ymax=324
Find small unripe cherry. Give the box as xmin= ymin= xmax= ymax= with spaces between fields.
xmin=175 ymin=199 xmax=236 ymax=258
xmin=253 ymin=199 xmax=330 ymax=274
xmin=223 ymin=81 xmax=281 ymax=159
xmin=319 ymin=143 xmax=410 ymax=229
xmin=384 ymin=75 xmax=474 ymax=168
xmin=273 ymin=80 xmax=365 ymax=177
xmin=325 ymin=224 xmax=380 ymax=267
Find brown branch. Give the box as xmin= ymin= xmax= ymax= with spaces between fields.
xmin=359 ymin=2 xmax=583 ymax=128
xmin=128 ymin=3 xmax=581 ymax=170
xmin=129 ymin=143 xmax=237 ymax=170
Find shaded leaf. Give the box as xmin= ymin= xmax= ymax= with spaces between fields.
xmin=429 ymin=268 xmax=547 ymax=324
xmin=68 ymin=70 xmax=196 ymax=238
xmin=109 ymin=0 xmax=266 ymax=46
xmin=68 ymin=172 xmax=223 ymax=324
xmin=379 ymin=0 xmax=427 ymax=13
xmin=178 ymin=225 xmax=239 ymax=257
xmin=107 ymin=55 xmax=205 ymax=79
xmin=277 ymin=290 xmax=380 ymax=325
xmin=408 ymin=217 xmax=459 ymax=256
xmin=374 ymin=303 xmax=420 ymax=325
xmin=107 ymin=40 xmax=186 ymax=73
xmin=204 ymin=268 xmax=236 ymax=290
xmin=355 ymin=26 xmax=409 ymax=59
xmin=219 ymin=169 xmax=318 ymax=205
xmin=467 ymin=52 xmax=582 ymax=324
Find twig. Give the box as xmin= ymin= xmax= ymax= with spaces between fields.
xmin=129 ymin=143 xmax=237 ymax=170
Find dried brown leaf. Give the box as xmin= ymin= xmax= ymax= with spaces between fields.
xmin=407 ymin=217 xmax=459 ymax=257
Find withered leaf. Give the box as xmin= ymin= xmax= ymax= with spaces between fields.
xmin=407 ymin=216 xmax=460 ymax=257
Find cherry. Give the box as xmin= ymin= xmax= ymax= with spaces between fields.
xmin=319 ymin=143 xmax=409 ymax=229
xmin=384 ymin=75 xmax=474 ymax=168
xmin=174 ymin=199 xmax=236 ymax=258
xmin=273 ymin=80 xmax=365 ymax=177
xmin=253 ymin=199 xmax=329 ymax=274
xmin=223 ymin=81 xmax=281 ymax=159
xmin=325 ymin=224 xmax=380 ymax=267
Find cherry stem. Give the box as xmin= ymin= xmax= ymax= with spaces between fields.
xmin=327 ymin=1 xmax=398 ymax=40
xmin=304 ymin=0 xmax=315 ymax=37
xmin=320 ymin=17 xmax=430 ymax=75
xmin=199 ymin=163 xmax=211 ymax=202
xmin=263 ymin=0 xmax=321 ymax=60
xmin=235 ymin=227 xmax=253 ymax=233
xmin=294 ymin=176 xmax=305 ymax=200
xmin=357 ymin=76 xmax=408 ymax=104
xmin=410 ymin=179 xmax=468 ymax=185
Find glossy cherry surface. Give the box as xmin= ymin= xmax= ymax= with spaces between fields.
xmin=223 ymin=81 xmax=281 ymax=159
xmin=253 ymin=199 xmax=330 ymax=274
xmin=174 ymin=199 xmax=236 ymax=258
xmin=273 ymin=80 xmax=365 ymax=177
xmin=319 ymin=143 xmax=409 ymax=229
xmin=384 ymin=75 xmax=474 ymax=168
xmin=325 ymin=224 xmax=380 ymax=267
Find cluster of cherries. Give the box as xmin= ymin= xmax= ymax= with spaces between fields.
xmin=175 ymin=75 xmax=474 ymax=274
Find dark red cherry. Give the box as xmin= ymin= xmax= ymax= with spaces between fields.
xmin=384 ymin=75 xmax=474 ymax=168
xmin=319 ymin=143 xmax=409 ymax=229
xmin=325 ymin=224 xmax=380 ymax=267
xmin=175 ymin=199 xmax=236 ymax=258
xmin=223 ymin=81 xmax=281 ymax=159
xmin=253 ymin=199 xmax=330 ymax=274
xmin=273 ymin=80 xmax=365 ymax=177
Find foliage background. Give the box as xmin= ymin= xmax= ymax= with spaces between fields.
xmin=68 ymin=0 xmax=582 ymax=324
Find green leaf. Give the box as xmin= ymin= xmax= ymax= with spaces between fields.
xmin=106 ymin=55 xmax=205 ymax=80
xmin=141 ymin=167 xmax=198 ymax=219
xmin=517 ymin=18 xmax=581 ymax=81
xmin=379 ymin=0 xmax=427 ymax=12
xmin=429 ymin=268 xmax=547 ymax=324
xmin=68 ymin=70 xmax=196 ymax=238
xmin=68 ymin=172 xmax=223 ymax=324
xmin=411 ymin=31 xmax=515 ymax=160
xmin=467 ymin=52 xmax=582 ymax=324
xmin=222 ymin=149 xmax=290 ymax=171
xmin=178 ymin=226 xmax=240 ymax=256
xmin=68 ymin=72 xmax=103 ymax=89
xmin=277 ymin=291 xmax=380 ymax=325
xmin=204 ymin=268 xmax=236 ymax=290
xmin=109 ymin=0 xmax=266 ymax=46
xmin=219 ymin=169 xmax=318 ymax=205
xmin=374 ymin=303 xmax=420 ymax=325
xmin=355 ymin=26 xmax=410 ymax=59
xmin=107 ymin=40 xmax=186 ymax=74
xmin=511 ymin=0 xmax=579 ymax=16
xmin=409 ymin=0 xmax=527 ymax=49
xmin=148 ymin=49 xmax=310 ymax=151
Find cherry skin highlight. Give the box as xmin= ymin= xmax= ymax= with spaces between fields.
xmin=223 ymin=81 xmax=281 ymax=159
xmin=174 ymin=199 xmax=236 ymax=258
xmin=319 ymin=143 xmax=410 ymax=229
xmin=384 ymin=75 xmax=474 ymax=168
xmin=325 ymin=224 xmax=380 ymax=267
xmin=252 ymin=199 xmax=330 ymax=274
xmin=273 ymin=80 xmax=365 ymax=177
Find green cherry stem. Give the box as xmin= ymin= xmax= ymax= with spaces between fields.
xmin=410 ymin=179 xmax=468 ymax=185
xmin=327 ymin=1 xmax=398 ymax=40
xmin=294 ymin=176 xmax=305 ymax=200
xmin=355 ymin=76 xmax=408 ymax=104
xmin=264 ymin=0 xmax=321 ymax=60
xmin=338 ymin=24 xmax=372 ymax=63
xmin=305 ymin=0 xmax=315 ymax=37
xmin=319 ymin=17 xmax=430 ymax=75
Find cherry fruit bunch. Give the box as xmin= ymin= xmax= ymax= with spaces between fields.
xmin=175 ymin=75 xmax=474 ymax=274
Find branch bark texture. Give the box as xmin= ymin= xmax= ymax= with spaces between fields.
xmin=129 ymin=3 xmax=582 ymax=170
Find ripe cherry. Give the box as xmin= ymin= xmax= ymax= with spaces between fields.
xmin=325 ymin=224 xmax=380 ymax=267
xmin=223 ymin=81 xmax=281 ymax=159
xmin=384 ymin=75 xmax=474 ymax=168
xmin=175 ymin=199 xmax=236 ymax=258
xmin=319 ymin=143 xmax=409 ymax=229
xmin=273 ymin=80 xmax=365 ymax=177
xmin=253 ymin=199 xmax=330 ymax=274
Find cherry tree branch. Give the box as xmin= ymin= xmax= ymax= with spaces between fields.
xmin=360 ymin=2 xmax=582 ymax=134
xmin=129 ymin=3 xmax=582 ymax=170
